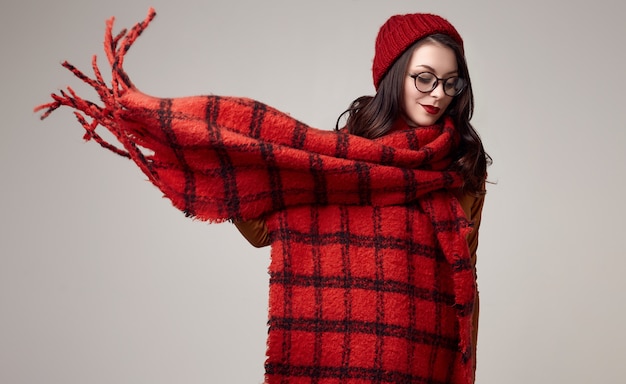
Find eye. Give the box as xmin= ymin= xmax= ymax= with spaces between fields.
xmin=444 ymin=77 xmax=466 ymax=94
xmin=416 ymin=72 xmax=435 ymax=84
xmin=444 ymin=78 xmax=459 ymax=91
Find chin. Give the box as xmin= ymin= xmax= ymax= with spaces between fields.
xmin=403 ymin=109 xmax=444 ymax=127
xmin=411 ymin=116 xmax=439 ymax=127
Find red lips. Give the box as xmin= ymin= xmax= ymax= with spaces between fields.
xmin=421 ymin=104 xmax=440 ymax=115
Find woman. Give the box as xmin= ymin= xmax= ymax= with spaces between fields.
xmin=234 ymin=13 xmax=490 ymax=384
xmin=37 ymin=9 xmax=489 ymax=384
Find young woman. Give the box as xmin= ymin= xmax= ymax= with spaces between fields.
xmin=234 ymin=13 xmax=490 ymax=384
xmin=37 ymin=9 xmax=489 ymax=384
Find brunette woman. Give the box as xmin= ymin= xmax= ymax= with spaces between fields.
xmin=37 ymin=10 xmax=489 ymax=384
xmin=234 ymin=13 xmax=490 ymax=384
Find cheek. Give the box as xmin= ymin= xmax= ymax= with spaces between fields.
xmin=403 ymin=79 xmax=420 ymax=99
xmin=402 ymin=86 xmax=422 ymax=108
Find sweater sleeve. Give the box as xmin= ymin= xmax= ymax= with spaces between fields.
xmin=454 ymin=188 xmax=485 ymax=366
xmin=467 ymin=194 xmax=485 ymax=265
xmin=233 ymin=219 xmax=271 ymax=248
xmin=455 ymin=190 xmax=485 ymax=265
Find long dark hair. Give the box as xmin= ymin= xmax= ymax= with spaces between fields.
xmin=336 ymin=34 xmax=491 ymax=194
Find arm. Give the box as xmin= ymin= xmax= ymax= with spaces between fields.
xmin=467 ymin=193 xmax=485 ymax=266
xmin=454 ymin=189 xmax=485 ymax=265
xmin=454 ymin=189 xmax=486 ymax=360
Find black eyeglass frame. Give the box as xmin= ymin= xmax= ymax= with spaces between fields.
xmin=409 ymin=72 xmax=467 ymax=97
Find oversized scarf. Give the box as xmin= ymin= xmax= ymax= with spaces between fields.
xmin=35 ymin=8 xmax=477 ymax=383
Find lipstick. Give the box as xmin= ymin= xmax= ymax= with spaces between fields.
xmin=421 ymin=104 xmax=440 ymax=115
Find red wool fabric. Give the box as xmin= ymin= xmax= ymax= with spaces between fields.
xmin=36 ymin=9 xmax=477 ymax=383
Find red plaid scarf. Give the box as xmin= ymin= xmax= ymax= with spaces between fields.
xmin=36 ymin=9 xmax=477 ymax=383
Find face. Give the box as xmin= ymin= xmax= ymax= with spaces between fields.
xmin=402 ymin=42 xmax=458 ymax=127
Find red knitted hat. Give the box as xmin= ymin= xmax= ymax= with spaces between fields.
xmin=372 ymin=13 xmax=464 ymax=90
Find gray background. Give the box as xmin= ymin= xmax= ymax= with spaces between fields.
xmin=2 ymin=0 xmax=625 ymax=383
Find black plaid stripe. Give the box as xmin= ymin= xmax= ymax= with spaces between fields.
xmin=268 ymin=273 xmax=453 ymax=303
xmin=452 ymin=301 xmax=475 ymax=318
xmin=405 ymin=128 xmax=421 ymax=150
xmin=259 ymin=142 xmax=286 ymax=212
xmin=372 ymin=206 xmax=385 ymax=381
xmin=165 ymin=168 xmax=455 ymax=215
xmin=431 ymin=247 xmax=446 ymax=381
xmin=248 ymin=100 xmax=267 ymax=139
xmin=401 ymin=168 xmax=418 ymax=207
xmin=335 ymin=132 xmax=350 ymax=159
xmin=291 ymin=121 xmax=308 ymax=148
xmin=266 ymin=362 xmax=454 ymax=384
xmin=309 ymin=206 xmax=324 ymax=384
xmin=269 ymin=210 xmax=295 ymax=384
xmin=157 ymin=98 xmax=197 ymax=217
xmin=403 ymin=205 xmax=418 ymax=374
xmin=355 ymin=162 xmax=372 ymax=205
xmin=204 ymin=96 xmax=241 ymax=218
xmin=380 ymin=145 xmax=396 ymax=165
xmin=338 ymin=205 xmax=353 ymax=378
xmin=267 ymin=316 xmax=459 ymax=350
xmin=267 ymin=224 xmax=440 ymax=263
xmin=451 ymin=257 xmax=473 ymax=273
xmin=309 ymin=153 xmax=329 ymax=206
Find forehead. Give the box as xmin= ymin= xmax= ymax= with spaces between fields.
xmin=407 ymin=42 xmax=458 ymax=74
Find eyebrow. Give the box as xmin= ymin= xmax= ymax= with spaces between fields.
xmin=412 ymin=64 xmax=458 ymax=76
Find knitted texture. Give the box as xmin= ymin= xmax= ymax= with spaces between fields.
xmin=35 ymin=9 xmax=477 ymax=383
xmin=372 ymin=13 xmax=464 ymax=89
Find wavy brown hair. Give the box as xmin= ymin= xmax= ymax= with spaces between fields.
xmin=336 ymin=34 xmax=491 ymax=194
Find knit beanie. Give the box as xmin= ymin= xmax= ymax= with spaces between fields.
xmin=372 ymin=13 xmax=464 ymax=90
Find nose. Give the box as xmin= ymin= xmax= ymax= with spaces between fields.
xmin=430 ymin=81 xmax=446 ymax=98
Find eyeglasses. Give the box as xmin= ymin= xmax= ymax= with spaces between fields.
xmin=409 ymin=72 xmax=467 ymax=97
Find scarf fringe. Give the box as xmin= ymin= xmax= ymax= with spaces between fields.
xmin=34 ymin=7 xmax=156 ymax=157
xmin=34 ymin=8 xmax=171 ymax=197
